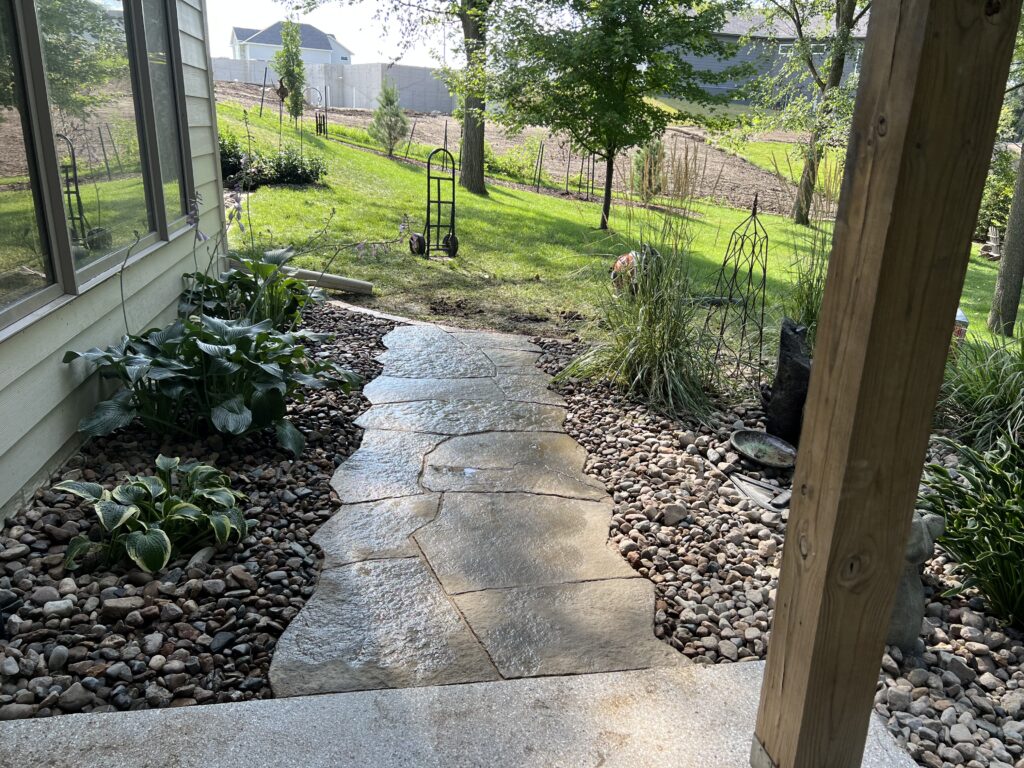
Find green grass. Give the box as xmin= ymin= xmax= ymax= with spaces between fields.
xmin=217 ymin=100 xmax=1018 ymax=338
xmin=721 ymin=139 xmax=844 ymax=198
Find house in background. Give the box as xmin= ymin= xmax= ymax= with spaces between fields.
xmin=0 ymin=0 xmax=224 ymax=516
xmin=230 ymin=21 xmax=354 ymax=66
xmin=679 ymin=12 xmax=868 ymax=100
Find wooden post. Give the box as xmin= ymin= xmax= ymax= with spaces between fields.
xmin=752 ymin=1 xmax=1021 ymax=767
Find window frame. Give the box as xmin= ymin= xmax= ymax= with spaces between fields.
xmin=0 ymin=0 xmax=195 ymax=331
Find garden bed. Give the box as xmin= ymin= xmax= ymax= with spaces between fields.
xmin=0 ymin=304 xmax=395 ymax=720
xmin=536 ymin=338 xmax=1024 ymax=768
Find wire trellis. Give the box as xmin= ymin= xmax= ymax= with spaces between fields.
xmin=701 ymin=193 xmax=769 ymax=389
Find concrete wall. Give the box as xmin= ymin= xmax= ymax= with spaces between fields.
xmin=212 ymin=57 xmax=457 ymax=113
xmin=0 ymin=0 xmax=225 ymax=517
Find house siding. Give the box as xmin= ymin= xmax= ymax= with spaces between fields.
xmin=0 ymin=0 xmax=225 ymax=519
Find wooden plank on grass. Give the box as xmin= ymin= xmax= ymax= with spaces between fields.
xmin=751 ymin=1 xmax=1022 ymax=766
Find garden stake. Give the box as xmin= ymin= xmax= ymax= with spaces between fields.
xmin=106 ymin=124 xmax=123 ymax=173
xmin=405 ymin=118 xmax=417 ymax=159
xmin=97 ymin=126 xmax=112 ymax=181
xmin=259 ymin=67 xmax=268 ymax=117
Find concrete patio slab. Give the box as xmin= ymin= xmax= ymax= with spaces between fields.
xmin=415 ymin=492 xmax=634 ymax=593
xmin=455 ymin=578 xmax=683 ymax=678
xmin=312 ymin=495 xmax=441 ymax=567
xmin=330 ymin=429 xmax=445 ymax=504
xmin=270 ymin=559 xmax=499 ymax=696
xmin=0 ymin=664 xmax=914 ymax=768
xmin=422 ymin=432 xmax=607 ymax=500
xmin=355 ymin=397 xmax=565 ymax=435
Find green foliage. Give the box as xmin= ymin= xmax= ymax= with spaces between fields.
xmin=181 ymin=247 xmax=323 ymax=331
xmin=976 ymin=148 xmax=1017 ymax=240
xmin=368 ymin=80 xmax=409 ymax=156
xmin=562 ymin=243 xmax=717 ymax=418
xmin=784 ymin=225 xmax=831 ymax=351
xmin=63 ymin=315 xmax=358 ymax=456
xmin=918 ymin=436 xmax=1024 ymax=627
xmin=273 ymin=19 xmax=306 ymax=123
xmin=219 ymin=131 xmax=327 ymax=188
xmin=54 ymin=455 xmax=249 ymax=573
xmin=632 ymin=139 xmax=666 ymax=203
xmin=483 ymin=137 xmax=548 ymax=184
xmin=940 ymin=328 xmax=1024 ymax=451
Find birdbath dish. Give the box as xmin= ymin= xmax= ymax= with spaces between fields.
xmin=730 ymin=430 xmax=797 ymax=469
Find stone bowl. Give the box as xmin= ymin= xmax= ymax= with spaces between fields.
xmin=730 ymin=430 xmax=797 ymax=469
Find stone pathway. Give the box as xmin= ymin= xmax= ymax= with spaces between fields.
xmin=269 ymin=323 xmax=681 ymax=697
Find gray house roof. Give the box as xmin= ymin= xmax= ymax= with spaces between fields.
xmin=231 ymin=26 xmax=260 ymax=42
xmin=719 ymin=12 xmax=869 ymax=40
xmin=235 ymin=21 xmax=336 ymax=51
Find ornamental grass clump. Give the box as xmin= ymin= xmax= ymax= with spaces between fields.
xmin=54 ymin=455 xmax=249 ymax=573
xmin=918 ymin=435 xmax=1024 ymax=627
xmin=940 ymin=328 xmax=1024 ymax=451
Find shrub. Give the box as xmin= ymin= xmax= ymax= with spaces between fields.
xmin=940 ymin=328 xmax=1024 ymax=451
xmin=561 ymin=242 xmax=716 ymax=418
xmin=181 ymin=247 xmax=322 ymax=330
xmin=485 ymin=137 xmax=547 ymax=184
xmin=64 ymin=315 xmax=358 ymax=456
xmin=268 ymin=146 xmax=327 ymax=185
xmin=218 ymin=131 xmax=326 ymax=188
xmin=54 ymin=455 xmax=249 ymax=573
xmin=367 ymin=80 xmax=409 ymax=157
xmin=632 ymin=139 xmax=666 ymax=202
xmin=918 ymin=435 xmax=1024 ymax=627
xmin=975 ymin=147 xmax=1016 ymax=240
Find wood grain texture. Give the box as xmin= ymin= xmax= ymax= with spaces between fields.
xmin=752 ymin=1 xmax=1022 ymax=766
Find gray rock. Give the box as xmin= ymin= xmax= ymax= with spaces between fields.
xmin=209 ymin=632 xmax=236 ymax=654
xmin=58 ymin=682 xmax=93 ymax=712
xmin=100 ymin=596 xmax=145 ymax=620
xmin=42 ymin=599 xmax=74 ymax=619
xmin=142 ymin=633 xmax=164 ymax=655
xmin=1 ymin=656 xmax=19 ymax=676
xmin=355 ymin=399 xmax=565 ymax=435
xmin=47 ymin=645 xmax=69 ymax=672
xmin=950 ymin=723 xmax=974 ymax=744
xmin=30 ymin=586 xmax=61 ymax=604
xmin=0 ymin=703 xmax=35 ymax=720
xmin=313 ymin=495 xmax=440 ymax=569
xmin=887 ymin=511 xmax=944 ymax=652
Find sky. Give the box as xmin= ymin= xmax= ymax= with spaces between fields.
xmin=205 ymin=0 xmax=454 ymax=68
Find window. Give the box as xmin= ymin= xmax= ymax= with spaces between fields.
xmin=0 ymin=0 xmax=192 ymax=330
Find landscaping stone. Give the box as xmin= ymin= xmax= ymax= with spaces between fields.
xmin=455 ymin=579 xmax=682 ymax=678
xmin=887 ymin=511 xmax=945 ymax=653
xmin=355 ymin=398 xmax=566 ymax=435
xmin=331 ymin=429 xmax=446 ymax=504
xmin=416 ymin=492 xmax=634 ymax=593
xmin=494 ymin=373 xmax=567 ymax=406
xmin=449 ymin=331 xmax=541 ymax=351
xmin=422 ymin=432 xmax=606 ymax=500
xmin=312 ymin=495 xmax=441 ymax=568
xmin=480 ymin=347 xmax=542 ymax=372
xmin=377 ymin=326 xmax=494 ymax=378
xmin=270 ymin=559 xmax=499 ymax=696
xmin=363 ymin=375 xmax=504 ymax=405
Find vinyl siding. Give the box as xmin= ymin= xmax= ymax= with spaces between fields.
xmin=0 ymin=0 xmax=225 ymax=518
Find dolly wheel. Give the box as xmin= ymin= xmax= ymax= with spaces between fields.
xmin=409 ymin=233 xmax=427 ymax=256
xmin=443 ymin=233 xmax=459 ymax=257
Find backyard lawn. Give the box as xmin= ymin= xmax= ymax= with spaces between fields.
xmin=217 ymin=101 xmax=1012 ymax=338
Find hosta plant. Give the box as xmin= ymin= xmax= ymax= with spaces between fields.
xmin=181 ymin=247 xmax=322 ymax=331
xmin=64 ymin=314 xmax=358 ymax=456
xmin=54 ymin=455 xmax=249 ymax=573
xmin=918 ymin=434 xmax=1024 ymax=627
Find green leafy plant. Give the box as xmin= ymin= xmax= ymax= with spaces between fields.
xmin=784 ymin=225 xmax=831 ymax=352
xmin=367 ymin=79 xmax=409 ymax=157
xmin=64 ymin=315 xmax=358 ymax=456
xmin=918 ymin=435 xmax=1024 ymax=627
xmin=940 ymin=327 xmax=1024 ymax=451
xmin=218 ymin=131 xmax=325 ymax=188
xmin=54 ymin=455 xmax=248 ymax=573
xmin=269 ymin=147 xmax=327 ymax=185
xmin=976 ymin=147 xmax=1016 ymax=240
xmin=181 ymin=247 xmax=322 ymax=330
xmin=632 ymin=138 xmax=666 ymax=203
xmin=484 ymin=136 xmax=548 ymax=185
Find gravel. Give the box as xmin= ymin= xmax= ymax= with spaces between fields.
xmin=0 ymin=303 xmax=396 ymax=719
xmin=535 ymin=336 xmax=1024 ymax=768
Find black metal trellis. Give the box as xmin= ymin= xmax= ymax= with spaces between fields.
xmin=701 ymin=193 xmax=769 ymax=388
xmin=409 ymin=148 xmax=459 ymax=258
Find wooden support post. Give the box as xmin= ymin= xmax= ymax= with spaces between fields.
xmin=752 ymin=1 xmax=1021 ymax=767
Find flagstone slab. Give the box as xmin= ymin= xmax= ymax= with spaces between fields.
xmin=356 ymin=399 xmax=566 ymax=435
xmin=313 ymin=495 xmax=441 ymax=568
xmin=270 ymin=559 xmax=499 ymax=696
xmin=416 ymin=493 xmax=634 ymax=593
xmin=378 ymin=345 xmax=495 ymax=378
xmin=450 ymin=331 xmax=541 ymax=352
xmin=331 ymin=430 xmax=445 ymax=503
xmin=482 ymin=347 xmax=542 ymax=371
xmin=495 ymin=373 xmax=566 ymax=406
xmin=421 ymin=432 xmax=607 ymax=500
xmin=455 ymin=579 xmax=683 ymax=678
xmin=363 ymin=375 xmax=505 ymax=404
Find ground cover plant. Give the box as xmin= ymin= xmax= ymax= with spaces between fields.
xmin=219 ymin=130 xmax=327 ymax=188
xmin=54 ymin=455 xmax=248 ymax=574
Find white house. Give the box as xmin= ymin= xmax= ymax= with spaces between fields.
xmin=230 ymin=22 xmax=354 ymax=66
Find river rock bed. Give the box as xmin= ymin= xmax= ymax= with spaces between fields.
xmin=0 ymin=303 xmax=395 ymax=720
xmin=535 ymin=337 xmax=1024 ymax=768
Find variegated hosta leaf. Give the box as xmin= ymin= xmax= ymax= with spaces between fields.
xmin=125 ymin=527 xmax=172 ymax=573
xmin=155 ymin=455 xmax=180 ymax=473
xmin=94 ymin=500 xmax=139 ymax=532
xmin=208 ymin=514 xmax=232 ymax=545
xmin=112 ymin=483 xmax=151 ymax=505
xmin=53 ymin=480 xmax=105 ymax=501
xmin=166 ymin=502 xmax=203 ymax=521
xmin=195 ymin=487 xmax=237 ymax=508
xmin=64 ymin=536 xmax=96 ymax=570
xmin=136 ymin=475 xmax=167 ymax=500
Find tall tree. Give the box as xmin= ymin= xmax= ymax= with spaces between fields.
xmin=293 ymin=0 xmax=493 ymax=194
xmin=750 ymin=1 xmax=869 ymax=225
xmin=489 ymin=0 xmax=736 ymax=229
xmin=273 ymin=19 xmax=306 ymax=124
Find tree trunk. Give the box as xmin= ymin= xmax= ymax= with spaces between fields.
xmin=793 ymin=135 xmax=822 ymax=226
xmin=989 ymin=156 xmax=1024 ymax=335
xmin=458 ymin=6 xmax=488 ymax=195
xmin=600 ymin=152 xmax=615 ymax=229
